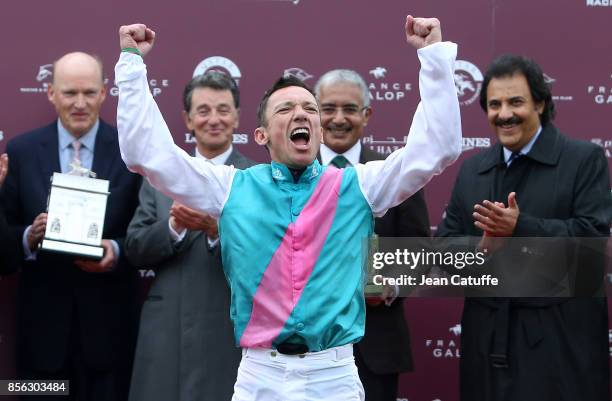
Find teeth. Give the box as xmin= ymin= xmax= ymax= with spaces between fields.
xmin=290 ymin=127 xmax=310 ymax=140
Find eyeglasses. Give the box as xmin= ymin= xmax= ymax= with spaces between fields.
xmin=320 ymin=104 xmax=368 ymax=117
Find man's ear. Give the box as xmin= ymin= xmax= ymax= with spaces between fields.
xmin=535 ymin=101 xmax=545 ymax=116
xmin=182 ymin=110 xmax=193 ymax=131
xmin=234 ymin=108 xmax=240 ymax=130
xmin=99 ymin=85 xmax=107 ymax=103
xmin=254 ymin=126 xmax=269 ymax=146
xmin=362 ymin=107 xmax=373 ymax=127
xmin=47 ymin=84 xmax=56 ymax=105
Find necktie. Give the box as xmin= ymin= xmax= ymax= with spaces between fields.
xmin=506 ymin=151 xmax=522 ymax=166
xmin=72 ymin=140 xmax=82 ymax=166
xmin=497 ymin=151 xmax=528 ymax=202
xmin=330 ymin=155 xmax=350 ymax=168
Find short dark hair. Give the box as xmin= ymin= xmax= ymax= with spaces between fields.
xmin=256 ymin=76 xmax=316 ymax=127
xmin=183 ymin=70 xmax=239 ymax=112
xmin=479 ymin=54 xmax=556 ymax=126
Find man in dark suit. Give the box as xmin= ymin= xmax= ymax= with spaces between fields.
xmin=1 ymin=52 xmax=141 ymax=401
xmin=125 ymin=71 xmax=255 ymax=401
xmin=314 ymin=69 xmax=431 ymax=401
xmin=0 ymin=153 xmax=21 ymax=275
xmin=436 ymin=54 xmax=611 ymax=401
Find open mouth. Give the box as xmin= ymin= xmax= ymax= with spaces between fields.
xmin=290 ymin=127 xmax=311 ymax=147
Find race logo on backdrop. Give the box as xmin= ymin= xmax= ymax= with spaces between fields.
xmin=107 ymin=77 xmax=169 ymax=98
xmin=367 ymin=66 xmax=413 ymax=102
xmin=283 ymin=68 xmax=313 ymax=81
xmin=449 ymin=324 xmax=462 ymax=336
xmin=543 ymin=73 xmax=573 ymax=102
xmin=462 ymin=137 xmax=491 ymax=153
xmin=454 ymin=60 xmax=483 ymax=106
xmin=424 ymin=323 xmax=461 ymax=358
xmin=19 ymin=63 xmax=53 ymax=94
xmin=369 ymin=67 xmax=386 ymax=79
xmin=0 ymin=130 xmax=4 ymax=142
xmin=186 ymin=56 xmax=246 ymax=145
xmin=36 ymin=64 xmax=53 ymax=82
xmin=138 ymin=269 xmax=156 ymax=279
xmin=587 ymin=74 xmax=612 ymax=104
xmin=184 ymin=133 xmax=249 ymax=145
xmin=586 ymin=0 xmax=612 ymax=6
xmin=543 ymin=73 xmax=555 ymax=85
xmin=362 ymin=134 xmax=407 ymax=155
xmin=193 ymin=56 xmax=242 ymax=84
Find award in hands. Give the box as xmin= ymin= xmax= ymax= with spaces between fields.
xmin=41 ymin=162 xmax=109 ymax=259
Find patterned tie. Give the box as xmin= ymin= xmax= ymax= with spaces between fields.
xmin=506 ymin=151 xmax=522 ymax=166
xmin=71 ymin=140 xmax=82 ymax=166
xmin=330 ymin=155 xmax=350 ymax=168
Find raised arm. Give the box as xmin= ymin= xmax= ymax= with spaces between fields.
xmin=356 ymin=16 xmax=462 ymax=217
xmin=115 ymin=24 xmax=234 ymax=218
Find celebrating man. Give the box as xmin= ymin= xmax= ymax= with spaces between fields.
xmin=115 ymin=16 xmax=461 ymax=401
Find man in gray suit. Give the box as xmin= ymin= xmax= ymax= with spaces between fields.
xmin=125 ymin=71 xmax=255 ymax=401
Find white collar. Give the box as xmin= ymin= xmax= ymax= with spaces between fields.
xmin=320 ymin=141 xmax=361 ymax=166
xmin=195 ymin=144 xmax=233 ymax=165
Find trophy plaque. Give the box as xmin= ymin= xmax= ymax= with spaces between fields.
xmin=41 ymin=172 xmax=110 ymax=259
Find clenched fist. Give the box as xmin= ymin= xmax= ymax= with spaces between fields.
xmin=405 ymin=15 xmax=442 ymax=49
xmin=119 ymin=24 xmax=156 ymax=57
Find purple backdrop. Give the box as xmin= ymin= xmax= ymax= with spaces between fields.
xmin=1 ymin=1 xmax=611 ymax=400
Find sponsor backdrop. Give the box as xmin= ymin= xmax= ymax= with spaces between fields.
xmin=0 ymin=0 xmax=610 ymax=400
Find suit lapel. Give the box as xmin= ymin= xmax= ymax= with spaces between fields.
xmin=91 ymin=120 xmax=118 ymax=180
xmin=475 ymin=142 xmax=504 ymax=204
xmin=225 ymin=149 xmax=244 ymax=168
xmin=38 ymin=122 xmax=61 ymax=191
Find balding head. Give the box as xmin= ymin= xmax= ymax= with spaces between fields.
xmin=53 ymin=52 xmax=104 ymax=85
xmin=48 ymin=52 xmax=107 ymax=137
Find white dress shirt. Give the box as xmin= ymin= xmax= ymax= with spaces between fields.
xmin=320 ymin=141 xmax=361 ymax=167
